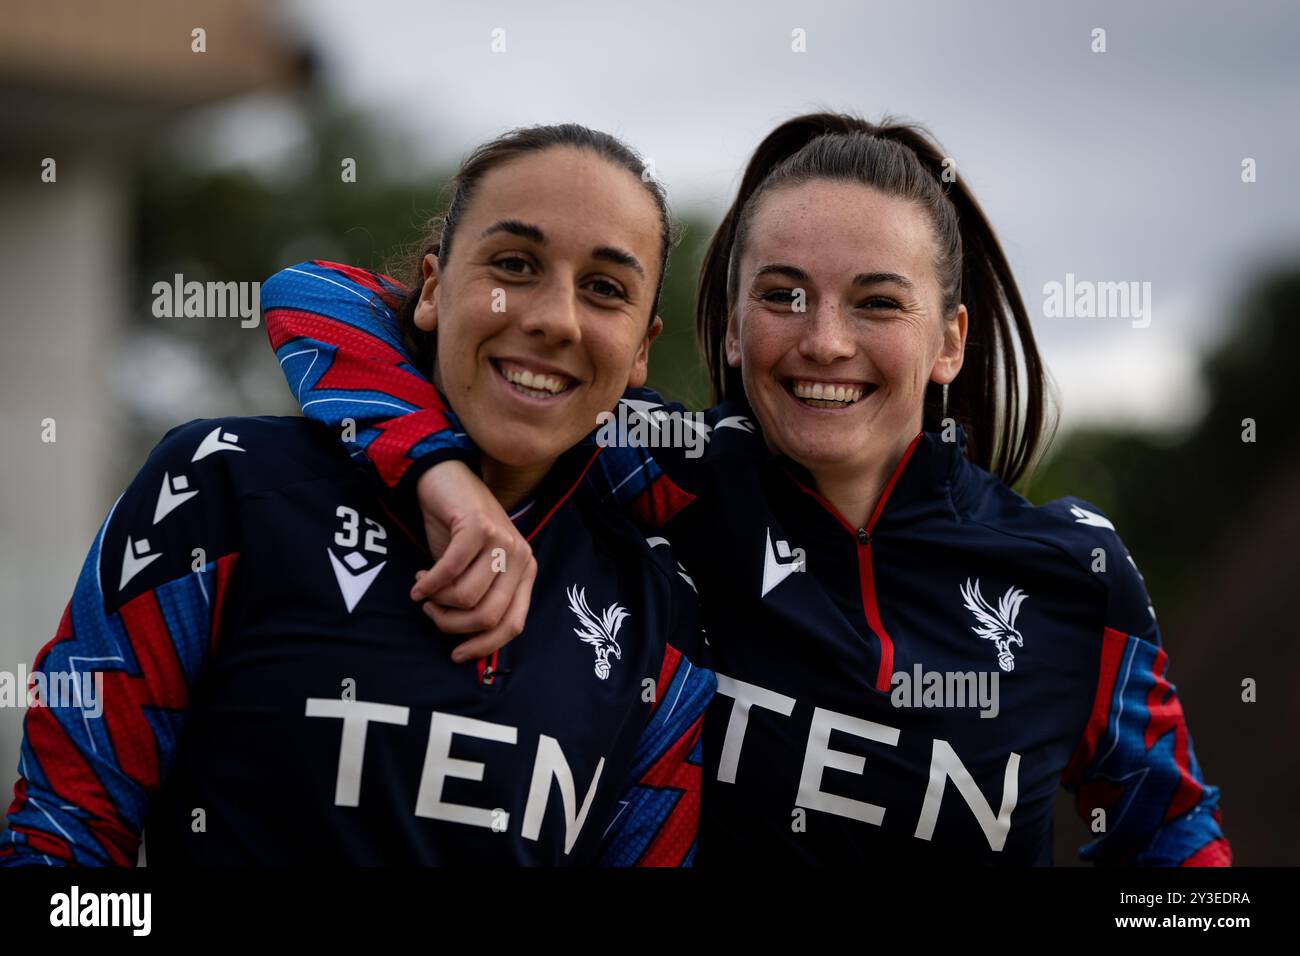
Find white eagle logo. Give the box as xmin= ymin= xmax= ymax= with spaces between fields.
xmin=959 ymin=578 xmax=1028 ymax=672
xmin=567 ymin=585 xmax=628 ymax=680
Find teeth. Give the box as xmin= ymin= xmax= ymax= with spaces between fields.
xmin=499 ymin=362 xmax=571 ymax=395
xmin=791 ymin=380 xmax=865 ymax=405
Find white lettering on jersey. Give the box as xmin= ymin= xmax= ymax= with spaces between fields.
xmin=415 ymin=713 xmax=517 ymax=829
xmin=309 ymin=699 xmax=608 ymax=854
xmin=522 ymin=735 xmax=605 ymax=854
xmin=305 ymin=698 xmax=410 ymax=806
xmin=797 ymin=707 xmax=900 ymax=826
xmin=712 ymin=674 xmax=1022 ymax=851
xmin=914 ymin=739 xmax=1020 ymax=851
xmin=713 ymin=674 xmax=797 ymax=783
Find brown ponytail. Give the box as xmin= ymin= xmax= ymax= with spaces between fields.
xmin=696 ymin=112 xmax=1052 ymax=487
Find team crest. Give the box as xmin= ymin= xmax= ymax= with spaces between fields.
xmin=960 ymin=578 xmax=1027 ymax=672
xmin=566 ymin=585 xmax=627 ymax=680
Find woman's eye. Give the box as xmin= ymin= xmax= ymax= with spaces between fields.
xmin=859 ymin=296 xmax=901 ymax=310
xmin=586 ymin=278 xmax=626 ymax=300
xmin=494 ymin=256 xmax=533 ymax=274
xmin=761 ymin=289 xmax=798 ymax=305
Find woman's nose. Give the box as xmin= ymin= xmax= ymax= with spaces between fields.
xmin=798 ymin=302 xmax=855 ymax=363
xmin=519 ymin=277 xmax=581 ymax=344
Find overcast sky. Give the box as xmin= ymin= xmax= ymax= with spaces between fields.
xmin=222 ymin=0 xmax=1300 ymax=433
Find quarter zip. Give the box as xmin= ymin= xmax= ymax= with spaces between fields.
xmin=785 ymin=434 xmax=923 ymax=693
xmin=476 ymin=447 xmax=603 ymax=689
xmin=854 ymin=528 xmax=892 ymax=692
xmin=477 ymin=651 xmax=504 ymax=687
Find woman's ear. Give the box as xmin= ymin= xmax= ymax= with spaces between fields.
xmin=930 ymin=303 xmax=969 ymax=385
xmin=627 ymin=315 xmax=664 ymax=388
xmin=413 ymin=253 xmax=440 ymax=332
xmin=724 ymin=308 xmax=742 ymax=368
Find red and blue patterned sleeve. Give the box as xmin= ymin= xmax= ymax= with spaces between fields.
xmin=0 ymin=421 xmax=241 ymax=865
xmin=599 ymin=545 xmax=715 ymax=867
xmin=1061 ymin=510 xmax=1231 ymax=866
xmin=261 ymin=261 xmax=476 ymax=494
xmin=584 ymin=390 xmax=711 ymax=532
xmin=261 ymin=261 xmax=721 ymax=527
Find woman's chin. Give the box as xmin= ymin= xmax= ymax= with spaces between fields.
xmin=769 ymin=429 xmax=853 ymax=470
xmin=477 ymin=430 xmax=573 ymax=471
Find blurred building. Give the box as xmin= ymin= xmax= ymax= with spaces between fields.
xmin=0 ymin=0 xmax=310 ymax=824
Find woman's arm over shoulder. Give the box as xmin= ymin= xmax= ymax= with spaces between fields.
xmin=587 ymin=387 xmax=759 ymax=531
xmin=261 ymin=260 xmax=476 ymax=496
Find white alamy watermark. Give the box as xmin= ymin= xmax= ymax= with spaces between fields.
xmin=152 ymin=274 xmax=261 ymax=328
xmin=890 ymin=665 xmax=1000 ymax=719
xmin=595 ymin=401 xmax=708 ymax=459
xmin=50 ymin=886 xmax=151 ymax=936
xmin=1042 ymin=273 xmax=1151 ymax=328
xmin=0 ymin=666 xmax=103 ymax=718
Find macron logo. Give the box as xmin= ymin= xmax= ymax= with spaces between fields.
xmin=715 ymin=414 xmax=755 ymax=434
xmin=761 ymin=528 xmax=806 ymax=598
xmin=191 ymin=426 xmax=244 ymax=462
xmin=120 ymin=537 xmax=162 ymax=590
xmin=328 ymin=548 xmax=386 ymax=613
xmin=153 ymin=472 xmax=198 ymax=524
xmin=1069 ymin=505 xmax=1115 ymax=530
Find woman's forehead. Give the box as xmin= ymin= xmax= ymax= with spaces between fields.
xmin=745 ymin=182 xmax=936 ymax=280
xmin=465 ymin=148 xmax=661 ymax=252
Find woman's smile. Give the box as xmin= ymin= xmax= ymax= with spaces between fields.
xmin=490 ymin=356 xmax=580 ymax=404
xmin=783 ymin=376 xmax=877 ymax=411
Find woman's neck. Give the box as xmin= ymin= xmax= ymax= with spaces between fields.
xmin=807 ymin=431 xmax=917 ymax=531
xmin=811 ymin=460 xmax=892 ymax=532
xmin=479 ymin=456 xmax=555 ymax=514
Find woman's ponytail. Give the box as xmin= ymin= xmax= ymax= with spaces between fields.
xmin=697 ymin=112 xmax=1053 ymax=487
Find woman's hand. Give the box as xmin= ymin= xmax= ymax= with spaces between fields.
xmin=409 ymin=461 xmax=537 ymax=663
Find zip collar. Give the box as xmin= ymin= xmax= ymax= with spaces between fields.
xmin=372 ymin=441 xmax=602 ymax=555
xmin=777 ymin=426 xmax=970 ymax=537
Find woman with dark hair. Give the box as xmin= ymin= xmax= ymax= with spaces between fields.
xmin=0 ymin=124 xmax=714 ymax=866
xmin=257 ymin=112 xmax=1228 ymax=866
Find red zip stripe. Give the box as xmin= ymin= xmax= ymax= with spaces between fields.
xmin=474 ymin=447 xmax=599 ymax=685
xmin=859 ymin=545 xmax=895 ymax=692
xmin=784 ymin=433 xmax=923 ymax=692
xmin=865 ymin=433 xmax=924 ymax=533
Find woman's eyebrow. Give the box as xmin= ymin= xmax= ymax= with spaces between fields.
xmin=481 ymin=219 xmax=545 ymax=243
xmin=754 ymin=263 xmax=809 ymax=282
xmin=853 ymin=271 xmax=914 ymax=290
xmin=592 ymin=246 xmax=645 ymax=278
xmin=480 ymin=220 xmax=644 ymax=278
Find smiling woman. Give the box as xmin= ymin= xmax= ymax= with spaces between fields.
xmin=0 ymin=124 xmax=716 ymax=867
xmin=385 ymin=128 xmax=671 ymax=509
xmin=724 ymin=181 xmax=969 ymax=527
xmin=272 ymin=111 xmax=1231 ymax=868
